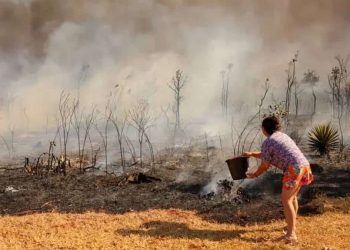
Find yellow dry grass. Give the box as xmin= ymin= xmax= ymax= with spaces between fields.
xmin=0 ymin=209 xmax=348 ymax=250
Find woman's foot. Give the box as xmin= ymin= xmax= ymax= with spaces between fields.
xmin=283 ymin=226 xmax=296 ymax=233
xmin=275 ymin=235 xmax=298 ymax=243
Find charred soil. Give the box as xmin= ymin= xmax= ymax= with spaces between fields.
xmin=0 ymin=150 xmax=349 ymax=226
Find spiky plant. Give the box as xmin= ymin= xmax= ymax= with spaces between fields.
xmin=308 ymin=123 xmax=339 ymax=156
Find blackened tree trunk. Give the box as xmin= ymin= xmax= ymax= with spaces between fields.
xmin=168 ymin=70 xmax=187 ymax=130
xmin=312 ymin=86 xmax=317 ymax=115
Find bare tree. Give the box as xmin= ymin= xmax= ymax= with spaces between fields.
xmin=293 ymin=80 xmax=305 ymax=118
xmin=219 ymin=134 xmax=224 ymax=158
xmin=328 ymin=73 xmax=337 ymax=118
xmin=47 ymin=123 xmax=62 ymax=172
xmin=301 ymin=70 xmax=320 ymax=116
xmin=0 ymin=135 xmax=11 ymax=158
xmin=23 ymin=108 xmax=29 ymax=132
xmin=128 ymin=100 xmax=153 ymax=167
xmin=109 ymin=104 xmax=128 ymax=176
xmin=328 ymin=55 xmax=350 ymax=156
xmin=47 ymin=142 xmax=56 ymax=171
xmin=161 ymin=104 xmax=171 ymax=127
xmin=58 ymin=91 xmax=77 ymax=175
xmin=11 ymin=125 xmax=16 ymax=156
xmin=144 ymin=132 xmax=155 ymax=169
xmin=289 ymin=127 xmax=306 ymax=146
xmin=232 ymin=80 xmax=270 ymax=155
xmin=96 ymin=98 xmax=112 ymax=175
xmin=72 ymin=103 xmax=98 ymax=173
xmin=285 ymin=52 xmax=298 ymax=120
xmin=87 ymin=133 xmax=95 ymax=163
xmin=77 ymin=64 xmax=90 ymax=117
xmin=54 ymin=113 xmax=63 ymax=156
xmin=345 ymin=82 xmax=350 ymax=125
xmin=204 ymin=132 xmax=209 ymax=162
xmin=168 ymin=70 xmax=187 ymax=130
xmin=221 ymin=64 xmax=233 ymax=119
xmin=270 ymin=92 xmax=281 ymax=106
xmin=81 ymin=106 xmax=98 ymax=172
xmin=4 ymin=91 xmax=16 ymax=132
xmin=124 ymin=135 xmax=136 ymax=163
xmin=72 ymin=101 xmax=84 ymax=172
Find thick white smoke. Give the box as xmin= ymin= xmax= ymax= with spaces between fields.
xmin=0 ymin=0 xmax=349 ymax=153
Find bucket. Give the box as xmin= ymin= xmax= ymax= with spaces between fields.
xmin=225 ymin=156 xmax=249 ymax=180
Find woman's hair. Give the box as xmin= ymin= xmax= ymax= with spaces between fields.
xmin=262 ymin=115 xmax=281 ymax=135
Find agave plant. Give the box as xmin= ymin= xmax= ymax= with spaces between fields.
xmin=308 ymin=123 xmax=339 ymax=156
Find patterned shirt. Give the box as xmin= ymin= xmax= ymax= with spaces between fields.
xmin=261 ymin=131 xmax=309 ymax=171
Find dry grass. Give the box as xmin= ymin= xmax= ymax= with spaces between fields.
xmin=0 ymin=209 xmax=349 ymax=250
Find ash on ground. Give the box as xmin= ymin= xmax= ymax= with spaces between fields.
xmin=199 ymin=173 xmax=272 ymax=205
xmin=0 ymin=146 xmax=349 ymax=225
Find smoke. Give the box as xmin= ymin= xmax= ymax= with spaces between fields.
xmin=0 ymin=0 xmax=350 ymax=140
xmin=175 ymin=169 xmax=193 ymax=183
xmin=201 ymin=166 xmax=229 ymax=194
xmin=201 ymin=157 xmax=262 ymax=194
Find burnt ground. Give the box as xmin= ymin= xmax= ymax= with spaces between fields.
xmin=0 ymin=149 xmax=350 ymax=226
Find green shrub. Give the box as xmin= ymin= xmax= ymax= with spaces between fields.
xmin=308 ymin=123 xmax=339 ymax=156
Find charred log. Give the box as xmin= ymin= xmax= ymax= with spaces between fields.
xmin=127 ymin=173 xmax=161 ymax=184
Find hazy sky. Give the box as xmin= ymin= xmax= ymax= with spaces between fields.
xmin=0 ymin=0 xmax=349 ymax=134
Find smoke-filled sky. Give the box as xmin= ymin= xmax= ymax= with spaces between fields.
xmin=0 ymin=0 xmax=350 ymax=134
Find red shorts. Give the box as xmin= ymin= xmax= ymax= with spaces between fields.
xmin=282 ymin=165 xmax=314 ymax=190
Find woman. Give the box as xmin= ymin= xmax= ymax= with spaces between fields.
xmin=243 ymin=115 xmax=314 ymax=242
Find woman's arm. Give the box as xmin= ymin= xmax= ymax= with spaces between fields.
xmin=246 ymin=161 xmax=270 ymax=178
xmin=243 ymin=151 xmax=261 ymax=159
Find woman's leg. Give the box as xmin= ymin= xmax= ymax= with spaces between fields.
xmin=281 ymin=186 xmax=301 ymax=239
xmin=283 ymin=194 xmax=299 ymax=231
xmin=280 ymin=165 xmax=313 ymax=240
xmin=293 ymin=195 xmax=299 ymax=216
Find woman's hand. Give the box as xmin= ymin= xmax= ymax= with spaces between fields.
xmin=246 ymin=162 xmax=270 ymax=179
xmin=246 ymin=173 xmax=257 ymax=179
xmin=243 ymin=151 xmax=261 ymax=159
xmin=243 ymin=152 xmax=253 ymax=157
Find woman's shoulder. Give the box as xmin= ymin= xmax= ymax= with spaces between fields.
xmin=263 ymin=132 xmax=289 ymax=146
xmin=272 ymin=131 xmax=290 ymax=139
xmin=272 ymin=131 xmax=297 ymax=147
xmin=262 ymin=135 xmax=273 ymax=147
xmin=266 ymin=132 xmax=290 ymax=145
